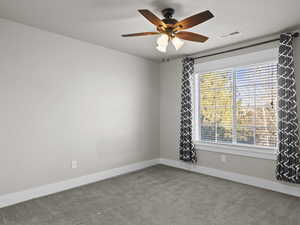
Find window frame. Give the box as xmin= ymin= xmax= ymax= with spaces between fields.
xmin=192 ymin=48 xmax=278 ymax=160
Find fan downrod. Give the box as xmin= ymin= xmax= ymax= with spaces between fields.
xmin=162 ymin=8 xmax=174 ymax=18
xmin=161 ymin=8 xmax=177 ymax=25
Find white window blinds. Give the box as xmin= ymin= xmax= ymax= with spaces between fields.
xmin=198 ymin=61 xmax=277 ymax=148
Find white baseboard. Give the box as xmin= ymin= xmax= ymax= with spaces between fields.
xmin=1 ymin=157 xmax=299 ymax=208
xmin=0 ymin=159 xmax=160 ymax=208
xmin=159 ymin=158 xmax=300 ymax=197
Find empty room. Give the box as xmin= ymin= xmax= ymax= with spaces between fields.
xmin=1 ymin=0 xmax=300 ymax=224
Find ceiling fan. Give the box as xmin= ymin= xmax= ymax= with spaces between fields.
xmin=122 ymin=8 xmax=214 ymax=52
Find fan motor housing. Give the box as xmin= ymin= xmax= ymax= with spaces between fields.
xmin=162 ymin=18 xmax=177 ymax=25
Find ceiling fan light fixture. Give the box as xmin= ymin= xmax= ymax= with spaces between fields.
xmin=122 ymin=9 xmax=214 ymax=53
xmin=171 ymin=37 xmax=184 ymax=50
xmin=156 ymin=34 xmax=169 ymax=47
xmin=156 ymin=44 xmax=167 ymax=53
xmin=156 ymin=34 xmax=169 ymax=53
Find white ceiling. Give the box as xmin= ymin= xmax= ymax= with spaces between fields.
xmin=0 ymin=0 xmax=300 ymax=61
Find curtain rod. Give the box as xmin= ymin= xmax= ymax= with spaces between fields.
xmin=191 ymin=32 xmax=299 ymax=60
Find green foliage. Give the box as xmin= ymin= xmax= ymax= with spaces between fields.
xmin=199 ymin=71 xmax=277 ymax=147
xmin=200 ymin=72 xmax=233 ymax=127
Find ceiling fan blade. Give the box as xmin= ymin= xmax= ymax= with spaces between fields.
xmin=176 ymin=31 xmax=208 ymax=42
xmin=138 ymin=9 xmax=166 ymax=27
xmin=122 ymin=32 xmax=160 ymax=37
xmin=174 ymin=10 xmax=214 ymax=30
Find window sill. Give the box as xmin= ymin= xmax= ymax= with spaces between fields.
xmin=194 ymin=142 xmax=277 ymax=160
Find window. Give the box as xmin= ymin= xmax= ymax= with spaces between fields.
xmin=194 ymin=61 xmax=278 ymax=149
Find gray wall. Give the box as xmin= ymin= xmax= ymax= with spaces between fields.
xmin=0 ymin=18 xmax=160 ymax=195
xmin=1 ymin=16 xmax=300 ymax=197
xmin=160 ymin=33 xmax=300 ymax=184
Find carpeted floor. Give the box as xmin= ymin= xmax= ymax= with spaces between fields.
xmin=1 ymin=165 xmax=300 ymax=225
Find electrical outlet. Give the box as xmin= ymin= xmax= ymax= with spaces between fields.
xmin=71 ymin=160 xmax=78 ymax=169
xmin=221 ymin=155 xmax=227 ymax=163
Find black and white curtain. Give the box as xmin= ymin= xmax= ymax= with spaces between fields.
xmin=179 ymin=57 xmax=197 ymax=163
xmin=276 ymin=32 xmax=300 ymax=183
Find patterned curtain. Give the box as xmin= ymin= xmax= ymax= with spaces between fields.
xmin=276 ymin=32 xmax=300 ymax=183
xmin=179 ymin=57 xmax=197 ymax=163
